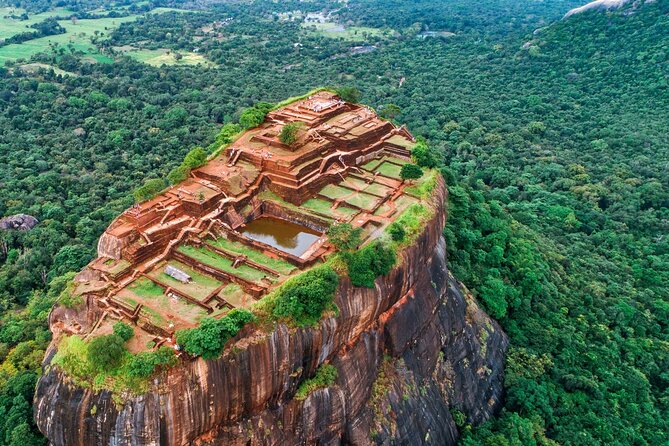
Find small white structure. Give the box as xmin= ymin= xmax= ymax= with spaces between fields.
xmin=165 ymin=265 xmax=191 ymax=283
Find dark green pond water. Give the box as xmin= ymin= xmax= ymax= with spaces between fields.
xmin=241 ymin=217 xmax=321 ymax=257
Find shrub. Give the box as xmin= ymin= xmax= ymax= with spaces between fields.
xmin=327 ymin=222 xmax=362 ymax=252
xmin=279 ymin=122 xmax=302 ymax=145
xmin=411 ymin=139 xmax=439 ymax=168
xmin=450 ymin=408 xmax=467 ymax=428
xmin=271 ymin=265 xmax=339 ymax=326
xmin=182 ymin=146 xmax=207 ymax=169
xmin=126 ymin=346 xmax=176 ymax=378
xmin=112 ymin=322 xmax=134 ymax=342
xmin=392 ymin=203 xmax=430 ymax=242
xmin=400 ymin=163 xmax=423 ymax=182
xmin=295 ymin=364 xmax=338 ymax=400
xmin=240 ymin=102 xmax=273 ymax=129
xmin=227 ymin=307 xmax=255 ymax=327
xmin=54 ymin=272 xmax=82 ymax=308
xmin=240 ymin=108 xmax=265 ymax=129
xmin=167 ymin=165 xmax=190 ymax=185
xmin=176 ymin=309 xmax=254 ymax=359
xmin=335 ymin=86 xmax=361 ymax=103
xmin=133 ymin=178 xmax=166 ymax=203
xmin=388 ymin=223 xmax=406 ymax=242
xmin=87 ymin=334 xmax=127 ymax=372
xmin=346 ymin=241 xmax=396 ymax=288
xmin=215 ymin=123 xmax=242 ymax=145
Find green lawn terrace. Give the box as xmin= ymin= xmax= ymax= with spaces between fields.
xmin=100 ymin=252 xmax=264 ymax=349
xmin=96 ymin=226 xmax=306 ymax=347
xmin=71 ymin=91 xmax=431 ymax=354
xmin=86 ymin=158 xmax=422 ymax=350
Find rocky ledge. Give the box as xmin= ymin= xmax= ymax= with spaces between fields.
xmin=34 ymin=179 xmax=508 ymax=445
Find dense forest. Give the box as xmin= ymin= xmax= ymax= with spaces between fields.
xmin=0 ymin=0 xmax=667 ymax=444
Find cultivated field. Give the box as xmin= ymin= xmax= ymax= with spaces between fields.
xmin=301 ymin=21 xmax=392 ymax=41
xmin=0 ymin=7 xmax=191 ymax=65
xmin=116 ymin=47 xmax=213 ymax=66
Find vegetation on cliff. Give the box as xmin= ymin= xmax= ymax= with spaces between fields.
xmin=295 ymin=364 xmax=338 ymax=400
xmin=260 ymin=265 xmax=340 ymax=327
xmin=176 ymin=309 xmax=254 ymax=359
xmin=52 ymin=322 xmax=178 ymax=398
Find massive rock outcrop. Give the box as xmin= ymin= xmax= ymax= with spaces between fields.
xmin=35 ymin=179 xmax=508 ymax=445
xmin=564 ymin=0 xmax=641 ymax=18
xmin=0 ymin=213 xmax=38 ymax=231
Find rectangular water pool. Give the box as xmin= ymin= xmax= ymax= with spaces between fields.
xmin=240 ymin=217 xmax=321 ymax=257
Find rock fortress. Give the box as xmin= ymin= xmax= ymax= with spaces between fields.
xmin=35 ymin=91 xmax=508 ymax=446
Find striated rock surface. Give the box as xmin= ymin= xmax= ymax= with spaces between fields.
xmin=35 ymin=180 xmax=508 ymax=445
xmin=564 ymin=0 xmax=635 ymax=18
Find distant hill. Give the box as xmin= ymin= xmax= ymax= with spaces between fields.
xmin=564 ymin=0 xmax=651 ymax=17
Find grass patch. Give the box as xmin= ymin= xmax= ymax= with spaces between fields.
xmin=208 ymin=237 xmax=295 ymax=275
xmin=303 ymin=198 xmax=357 ymax=219
xmin=218 ymin=283 xmax=247 ymax=307
xmin=121 ymin=276 xmax=210 ymax=327
xmin=51 ymin=334 xmax=172 ymax=402
xmin=302 ymin=21 xmax=391 ymax=41
xmin=340 ymin=176 xmax=368 ymax=190
xmin=18 ymin=62 xmax=76 ymax=76
xmin=257 ymin=190 xmax=339 ymax=222
xmin=404 ymin=169 xmax=438 ymax=199
xmin=104 ymin=258 xmax=131 ymax=275
xmin=0 ymin=14 xmax=142 ymax=64
xmin=394 ymin=194 xmax=419 ymax=214
xmin=373 ymin=202 xmax=393 ymax=216
xmin=303 ymin=197 xmax=336 ymax=215
xmin=364 ymin=181 xmax=393 ymax=196
xmin=384 ymin=155 xmax=412 ymax=166
xmin=362 ymin=159 xmax=383 ymax=171
xmin=149 ymin=261 xmax=222 ymax=301
xmin=386 ymin=134 xmax=416 ymax=149
xmin=128 ymin=277 xmax=164 ymax=298
xmin=344 ymin=192 xmax=379 ymax=211
xmin=375 ymin=162 xmax=402 ymax=179
xmin=0 ymin=7 xmax=73 ymax=40
xmin=139 ymin=304 xmax=167 ymax=327
xmin=0 ymin=8 xmax=185 ymax=65
xmin=118 ymin=47 xmax=213 ymax=66
xmin=178 ymin=245 xmax=270 ymax=283
xmin=320 ymin=184 xmax=353 ymax=200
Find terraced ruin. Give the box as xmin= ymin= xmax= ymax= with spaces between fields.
xmin=66 ymin=91 xmax=427 ymax=352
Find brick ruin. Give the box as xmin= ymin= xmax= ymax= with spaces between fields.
xmin=65 ymin=91 xmax=421 ymax=351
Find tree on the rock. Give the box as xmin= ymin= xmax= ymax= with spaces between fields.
xmin=182 ymin=146 xmax=207 ymax=169
xmin=400 ymin=164 xmax=423 ymax=183
xmin=335 ymin=86 xmax=361 ymax=103
xmin=87 ymin=334 xmax=127 ymax=371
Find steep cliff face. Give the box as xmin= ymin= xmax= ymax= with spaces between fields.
xmin=35 ymin=180 xmax=508 ymax=445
